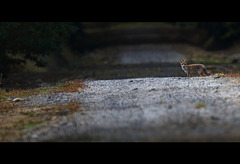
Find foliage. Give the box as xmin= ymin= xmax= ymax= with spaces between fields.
xmin=213 ymin=72 xmax=240 ymax=77
xmin=223 ymin=72 xmax=240 ymax=77
xmin=214 ymin=73 xmax=225 ymax=76
xmin=0 ymin=22 xmax=78 ymax=75
xmin=195 ymin=22 xmax=240 ymax=49
xmin=172 ymin=22 xmax=240 ymax=50
xmin=68 ymin=22 xmax=90 ymax=53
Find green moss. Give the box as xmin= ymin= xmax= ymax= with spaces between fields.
xmin=195 ymin=102 xmax=206 ymax=109
xmin=22 ymin=119 xmax=43 ymax=130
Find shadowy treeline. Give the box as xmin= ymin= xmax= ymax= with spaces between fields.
xmin=173 ymin=22 xmax=240 ymax=50
xmin=1 ymin=22 xmax=240 ymax=77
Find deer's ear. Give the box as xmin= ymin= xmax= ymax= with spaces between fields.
xmin=184 ymin=59 xmax=188 ymax=63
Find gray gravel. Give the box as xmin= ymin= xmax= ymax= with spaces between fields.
xmin=21 ymin=76 xmax=240 ymax=141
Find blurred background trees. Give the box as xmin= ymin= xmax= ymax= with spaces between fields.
xmin=0 ymin=22 xmax=77 ymax=77
xmin=175 ymin=22 xmax=240 ymax=50
xmin=2 ymin=22 xmax=240 ymax=77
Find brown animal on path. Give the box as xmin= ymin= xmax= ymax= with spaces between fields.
xmin=180 ymin=59 xmax=211 ymax=77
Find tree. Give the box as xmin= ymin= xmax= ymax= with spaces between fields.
xmin=194 ymin=22 xmax=240 ymax=50
xmin=168 ymin=22 xmax=240 ymax=50
xmin=0 ymin=22 xmax=77 ymax=77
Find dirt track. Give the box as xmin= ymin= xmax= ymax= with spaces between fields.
xmin=21 ymin=76 xmax=240 ymax=141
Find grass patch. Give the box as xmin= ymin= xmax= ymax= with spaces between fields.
xmin=0 ymin=98 xmax=83 ymax=141
xmin=52 ymin=80 xmax=86 ymax=93
xmin=20 ymin=111 xmax=36 ymax=117
xmin=223 ymin=72 xmax=240 ymax=77
xmin=12 ymin=117 xmax=44 ymax=130
xmin=0 ymin=90 xmax=7 ymax=100
xmin=195 ymin=102 xmax=206 ymax=109
xmin=53 ymin=99 xmax=82 ymax=114
xmin=213 ymin=72 xmax=240 ymax=78
xmin=195 ymin=58 xmax=230 ymax=64
xmin=22 ymin=119 xmax=44 ymax=130
xmin=221 ymin=72 xmax=240 ymax=83
xmin=0 ymin=79 xmax=86 ymax=101
xmin=0 ymin=101 xmax=18 ymax=112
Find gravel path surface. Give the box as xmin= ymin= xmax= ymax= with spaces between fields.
xmin=21 ymin=76 xmax=240 ymax=141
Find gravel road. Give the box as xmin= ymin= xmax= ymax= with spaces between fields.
xmin=21 ymin=76 xmax=240 ymax=141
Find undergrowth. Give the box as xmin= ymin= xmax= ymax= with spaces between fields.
xmin=0 ymin=98 xmax=83 ymax=141
xmin=0 ymin=79 xmax=86 ymax=101
xmin=223 ymin=72 xmax=240 ymax=77
xmin=213 ymin=72 xmax=240 ymax=78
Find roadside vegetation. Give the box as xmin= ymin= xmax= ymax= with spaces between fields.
xmin=0 ymin=80 xmax=85 ymax=101
xmin=0 ymin=80 xmax=86 ymax=141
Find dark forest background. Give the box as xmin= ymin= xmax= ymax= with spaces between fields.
xmin=1 ymin=22 xmax=240 ymax=78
